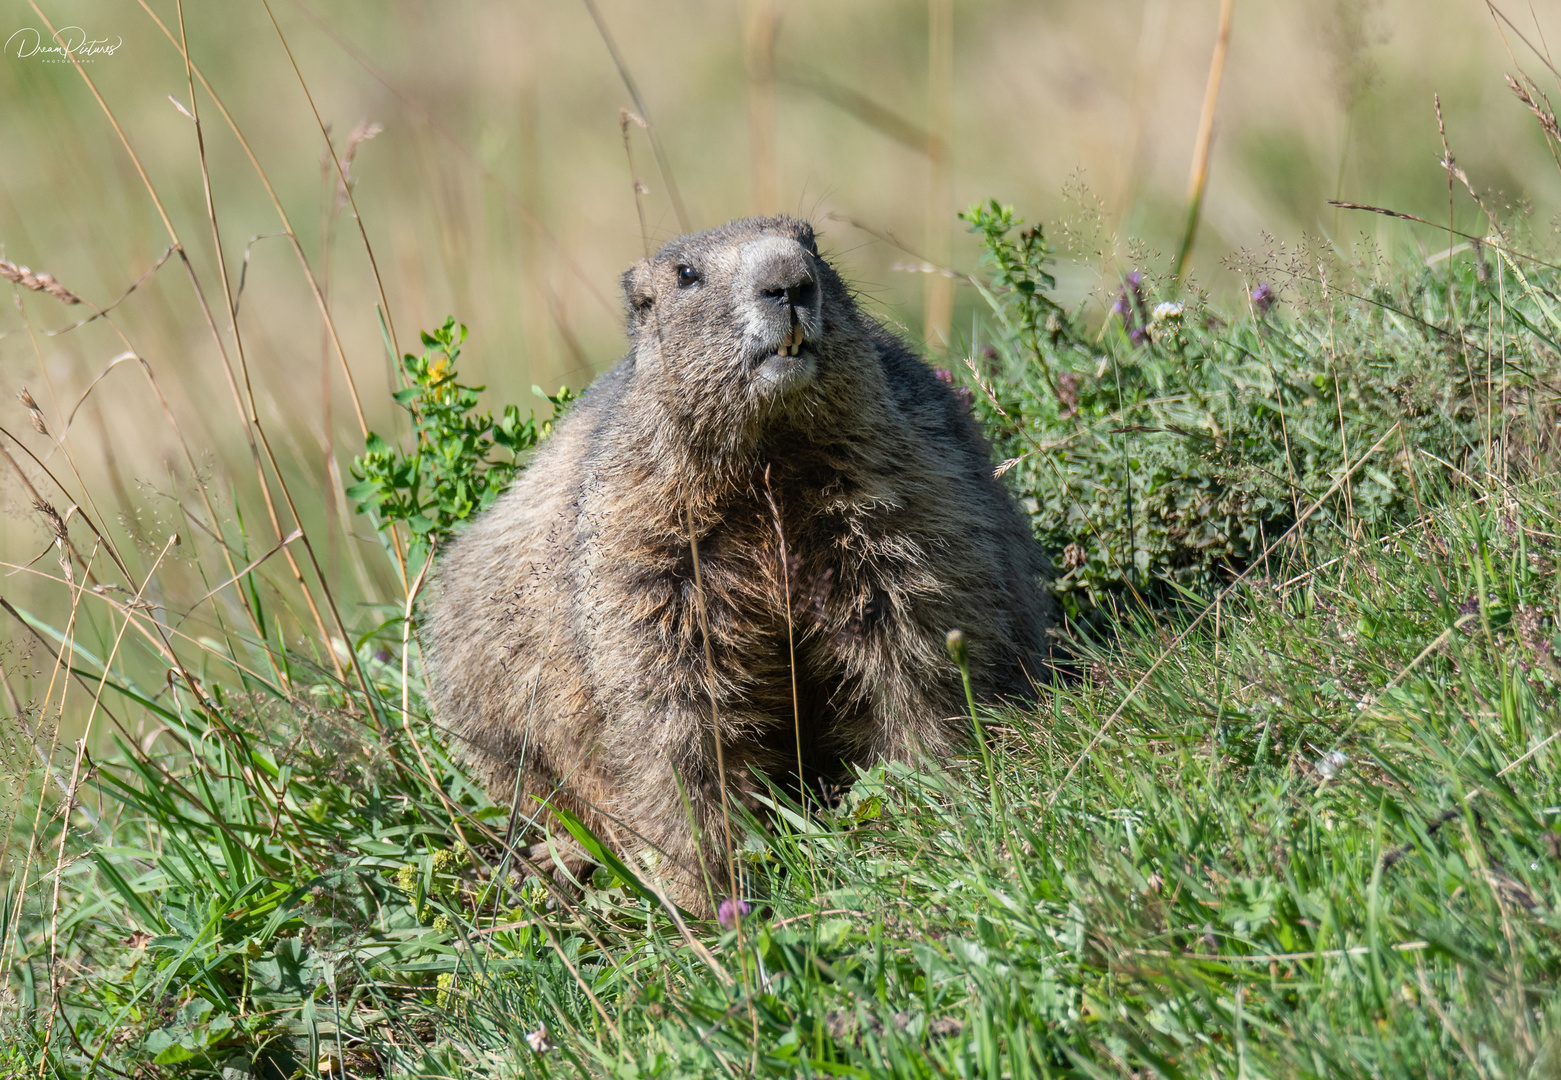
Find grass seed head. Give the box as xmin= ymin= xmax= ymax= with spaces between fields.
xmin=32 ymin=499 xmax=67 ymax=545
xmin=1505 ymin=73 xmax=1561 ymax=142
xmin=17 ymin=389 xmax=47 ymax=436
xmin=0 ymin=261 xmax=81 ymax=305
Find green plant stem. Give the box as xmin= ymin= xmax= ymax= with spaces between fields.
xmin=947 ymin=630 xmax=1001 ymax=819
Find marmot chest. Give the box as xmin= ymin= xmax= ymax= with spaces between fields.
xmin=687 ymin=477 xmax=893 ymax=637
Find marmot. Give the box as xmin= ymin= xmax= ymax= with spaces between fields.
xmin=424 ymin=216 xmax=1053 ymax=912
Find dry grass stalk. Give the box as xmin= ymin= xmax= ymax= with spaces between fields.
xmin=0 ymin=428 xmax=105 ymax=593
xmin=0 ymin=527 xmax=96 ymax=994
xmin=761 ymin=467 xmax=822 ymax=904
xmin=746 ymin=0 xmax=779 ymax=214
xmin=40 ymin=738 xmax=87 ymax=1067
xmin=682 ymin=502 xmax=740 ymax=912
xmin=333 ymin=119 xmax=383 ymax=212
xmin=142 ymin=0 xmax=379 ymax=444
xmin=170 ymin=0 xmax=364 ymax=693
xmin=621 ymin=109 xmax=653 ymax=258
xmin=1174 ymin=0 xmax=1236 ymax=280
xmin=273 ymin=0 xmax=614 ymax=323
xmin=54 ymin=0 xmax=361 ymax=702
xmin=924 ymin=0 xmax=953 ymax=350
xmin=21 ymin=0 xmax=277 ymax=646
xmin=1505 ymin=73 xmax=1561 ymax=141
xmin=0 ymin=261 xmax=81 ymax=305
xmin=581 ymin=0 xmax=690 ymax=232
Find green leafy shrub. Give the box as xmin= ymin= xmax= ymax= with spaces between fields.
xmin=961 ymin=200 xmax=1542 ymax=623
xmin=346 ymin=317 xmax=574 ymax=568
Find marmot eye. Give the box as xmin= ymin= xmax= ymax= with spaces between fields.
xmin=676 ymin=265 xmax=701 ymax=288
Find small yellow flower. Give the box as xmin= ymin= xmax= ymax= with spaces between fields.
xmin=425 ymin=354 xmax=459 ymax=403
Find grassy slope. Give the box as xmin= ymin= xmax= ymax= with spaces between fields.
xmin=7 ymin=208 xmax=1561 ymax=1079
xmin=8 ymin=401 xmax=1561 ymax=1077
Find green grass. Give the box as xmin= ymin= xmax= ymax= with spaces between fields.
xmin=9 ymin=452 xmax=1561 ymax=1078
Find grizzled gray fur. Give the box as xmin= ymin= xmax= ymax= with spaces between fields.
xmin=424 ymin=216 xmax=1053 ymax=913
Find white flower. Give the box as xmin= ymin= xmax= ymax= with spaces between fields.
xmin=525 ymin=1025 xmax=554 ymax=1052
xmin=1151 ymin=301 xmax=1185 ymax=322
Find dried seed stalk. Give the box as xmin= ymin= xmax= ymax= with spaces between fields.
xmin=17 ymin=389 xmax=48 ymax=436
xmin=0 ymin=261 xmax=81 ymax=305
xmin=1506 ymin=73 xmax=1561 ymax=142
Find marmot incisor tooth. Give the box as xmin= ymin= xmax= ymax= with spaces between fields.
xmin=424 ymin=216 xmax=1053 ymax=912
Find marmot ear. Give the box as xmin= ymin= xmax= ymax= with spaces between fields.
xmin=621 ymin=258 xmax=655 ymax=332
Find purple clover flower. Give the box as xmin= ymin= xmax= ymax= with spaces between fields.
xmin=934 ymin=368 xmax=974 ymax=411
xmin=1114 ymin=270 xmax=1149 ymax=347
xmin=1251 ymin=282 xmax=1275 ymax=317
xmin=718 ymin=897 xmax=751 ymax=929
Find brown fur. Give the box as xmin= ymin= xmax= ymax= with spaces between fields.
xmin=423 ymin=216 xmax=1053 ymax=912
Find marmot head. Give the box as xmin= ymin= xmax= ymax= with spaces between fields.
xmin=620 ymin=216 xmax=883 ymax=437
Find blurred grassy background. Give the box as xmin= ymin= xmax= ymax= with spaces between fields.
xmin=0 ymin=0 xmax=1556 ymax=732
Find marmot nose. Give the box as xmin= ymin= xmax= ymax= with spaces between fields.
xmin=759 ymin=278 xmax=816 ymax=308
xmin=742 ymin=237 xmax=818 ymax=311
